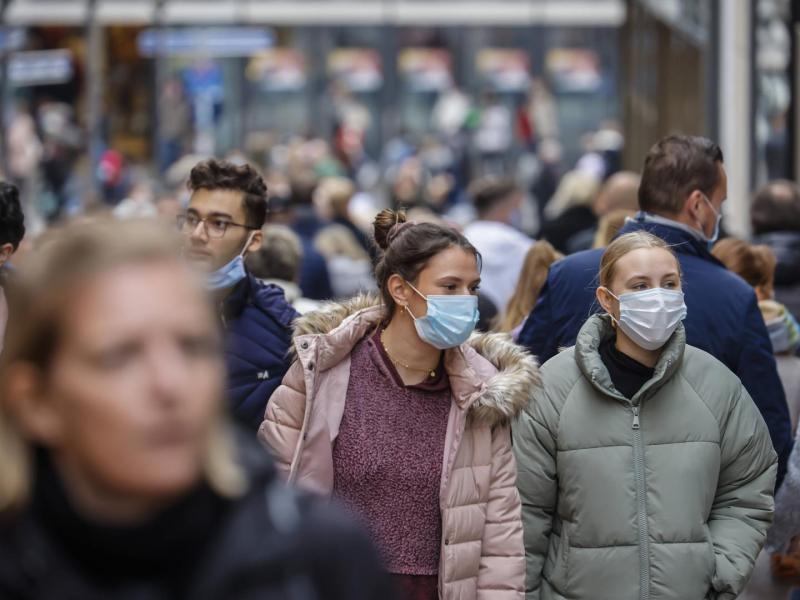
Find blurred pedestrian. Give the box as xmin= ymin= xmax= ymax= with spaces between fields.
xmin=285 ymin=173 xmax=334 ymax=301
xmin=519 ymin=135 xmax=793 ymax=484
xmin=514 ymin=231 xmax=777 ymax=600
xmin=463 ymin=177 xmax=533 ymax=311
xmin=314 ymin=176 xmax=372 ymax=253
xmin=247 ymin=224 xmax=322 ymax=314
xmin=712 ymin=238 xmax=800 ymax=429
xmin=314 ymin=224 xmax=374 ymax=299
xmin=495 ymin=241 xmax=562 ymax=338
xmin=178 ymin=159 xmax=298 ymax=429
xmin=0 ymin=219 xmax=394 ymax=600
xmin=260 ymin=209 xmax=535 ymax=599
xmin=593 ymin=209 xmax=637 ymax=249
xmin=0 ymin=183 xmax=25 ymax=355
xmin=751 ymin=180 xmax=800 ymax=317
xmin=538 ymin=169 xmax=601 ymax=254
xmin=714 ymin=238 xmax=800 ymax=600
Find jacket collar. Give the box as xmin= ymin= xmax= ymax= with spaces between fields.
xmin=618 ymin=213 xmax=725 ymax=267
xmin=575 ymin=314 xmax=685 ymax=404
xmin=291 ymin=295 xmax=539 ymax=426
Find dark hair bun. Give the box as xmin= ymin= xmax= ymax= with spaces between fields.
xmin=372 ymin=208 xmax=407 ymax=251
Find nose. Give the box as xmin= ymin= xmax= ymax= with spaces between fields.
xmin=147 ymin=340 xmax=189 ymax=410
xmin=189 ymin=220 xmax=208 ymax=243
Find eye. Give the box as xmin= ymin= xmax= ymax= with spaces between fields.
xmin=92 ymin=343 xmax=140 ymax=370
xmin=209 ymin=218 xmax=230 ymax=231
xmin=442 ymin=284 xmax=457 ymax=292
xmin=179 ymin=334 xmax=220 ymax=359
xmin=663 ymin=280 xmax=678 ymax=289
xmin=632 ymin=283 xmax=649 ymax=291
xmin=184 ymin=214 xmax=199 ymax=227
xmin=470 ymin=284 xmax=481 ymax=294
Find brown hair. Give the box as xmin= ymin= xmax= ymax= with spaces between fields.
xmin=711 ymin=238 xmax=776 ymax=295
xmin=468 ymin=176 xmax=518 ymax=217
xmin=496 ymin=241 xmax=562 ymax=333
xmin=751 ymin=180 xmax=800 ymax=234
xmin=372 ymin=208 xmax=480 ymax=314
xmin=599 ymin=231 xmax=679 ymax=288
xmin=0 ymin=218 xmax=245 ymax=514
xmin=246 ymin=224 xmax=303 ymax=282
xmin=639 ymin=135 xmax=724 ymax=216
xmin=188 ymin=159 xmax=268 ymax=229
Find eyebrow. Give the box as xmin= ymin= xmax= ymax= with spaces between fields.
xmin=435 ymin=276 xmax=482 ymax=285
xmin=186 ymin=208 xmax=234 ymax=220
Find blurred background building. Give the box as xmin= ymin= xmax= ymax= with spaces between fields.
xmin=0 ymin=0 xmax=793 ymax=236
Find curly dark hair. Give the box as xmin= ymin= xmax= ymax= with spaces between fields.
xmin=0 ymin=182 xmax=25 ymax=251
xmin=187 ymin=159 xmax=268 ymax=229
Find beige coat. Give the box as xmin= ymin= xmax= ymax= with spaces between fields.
xmin=259 ymin=296 xmax=538 ymax=600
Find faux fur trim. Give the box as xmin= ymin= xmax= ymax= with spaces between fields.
xmin=292 ymin=295 xmax=539 ymax=426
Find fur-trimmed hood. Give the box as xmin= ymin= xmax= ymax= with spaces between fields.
xmin=290 ymin=295 xmax=540 ymax=426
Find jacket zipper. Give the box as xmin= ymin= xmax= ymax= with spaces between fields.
xmin=631 ymin=404 xmax=650 ymax=600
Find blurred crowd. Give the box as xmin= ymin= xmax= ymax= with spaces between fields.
xmin=1 ymin=124 xmax=800 ymax=599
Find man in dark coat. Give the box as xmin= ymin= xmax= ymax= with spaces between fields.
xmin=518 ymin=135 xmax=793 ymax=484
xmin=180 ymin=159 xmax=298 ymax=429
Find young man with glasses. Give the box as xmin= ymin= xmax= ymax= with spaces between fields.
xmin=179 ymin=159 xmax=298 ymax=429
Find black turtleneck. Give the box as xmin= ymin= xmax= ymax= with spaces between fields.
xmin=32 ymin=450 xmax=229 ymax=589
xmin=598 ymin=337 xmax=655 ymax=400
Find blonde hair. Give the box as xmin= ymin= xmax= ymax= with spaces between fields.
xmin=599 ymin=231 xmax=679 ymax=288
xmin=711 ymin=238 xmax=776 ymax=296
xmin=496 ymin=241 xmax=563 ymax=333
xmin=315 ymin=223 xmax=369 ymax=261
xmin=592 ymin=209 xmax=637 ymax=249
xmin=0 ymin=219 xmax=246 ymax=514
xmin=316 ymin=176 xmax=356 ymax=217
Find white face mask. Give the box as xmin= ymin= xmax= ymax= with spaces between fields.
xmin=602 ymin=287 xmax=687 ymax=351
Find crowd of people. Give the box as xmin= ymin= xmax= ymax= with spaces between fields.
xmin=0 ymin=130 xmax=799 ymax=600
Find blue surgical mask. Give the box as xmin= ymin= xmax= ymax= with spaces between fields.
xmin=699 ymin=193 xmax=722 ymax=249
xmin=405 ymin=282 xmax=479 ymax=350
xmin=207 ymin=232 xmax=254 ymax=291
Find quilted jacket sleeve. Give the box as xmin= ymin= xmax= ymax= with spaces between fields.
xmin=709 ymin=385 xmax=777 ymax=600
xmin=257 ymin=359 xmax=308 ymax=480
xmin=512 ymin=387 xmax=559 ymax=600
xmin=476 ymin=424 xmax=525 ymax=599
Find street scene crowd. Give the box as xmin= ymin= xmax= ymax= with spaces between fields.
xmin=1 ymin=85 xmax=800 ymax=599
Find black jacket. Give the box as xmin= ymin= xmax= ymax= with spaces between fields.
xmin=0 ymin=437 xmax=394 ymax=600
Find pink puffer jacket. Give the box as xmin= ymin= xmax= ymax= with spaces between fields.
xmin=258 ymin=296 xmax=539 ymax=600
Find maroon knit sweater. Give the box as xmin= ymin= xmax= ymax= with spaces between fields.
xmin=333 ymin=326 xmax=450 ymax=586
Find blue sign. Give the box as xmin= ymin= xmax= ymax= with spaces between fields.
xmin=137 ymin=27 xmax=273 ymax=58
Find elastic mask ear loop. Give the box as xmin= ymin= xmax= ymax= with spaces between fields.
xmin=600 ymin=286 xmax=620 ymax=326
xmin=239 ymin=230 xmax=256 ymax=257
xmin=403 ymin=281 xmax=426 ymax=320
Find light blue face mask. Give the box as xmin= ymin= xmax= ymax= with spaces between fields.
xmin=699 ymin=193 xmax=722 ymax=249
xmin=405 ymin=282 xmax=480 ymax=350
xmin=207 ymin=232 xmax=254 ymax=291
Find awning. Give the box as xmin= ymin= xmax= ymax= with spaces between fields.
xmin=2 ymin=0 xmax=626 ymax=27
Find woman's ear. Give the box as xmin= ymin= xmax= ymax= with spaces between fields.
xmin=596 ymin=286 xmax=615 ymax=315
xmin=387 ymin=273 xmax=410 ymax=308
xmin=3 ymin=363 xmax=64 ymax=446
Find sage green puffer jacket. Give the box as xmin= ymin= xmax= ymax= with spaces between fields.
xmin=513 ymin=314 xmax=777 ymax=600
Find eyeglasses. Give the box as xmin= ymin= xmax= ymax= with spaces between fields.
xmin=177 ymin=213 xmax=253 ymax=239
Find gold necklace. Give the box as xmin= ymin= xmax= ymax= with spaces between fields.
xmin=380 ymin=330 xmax=438 ymax=379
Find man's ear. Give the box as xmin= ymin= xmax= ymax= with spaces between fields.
xmin=386 ymin=274 xmax=411 ymax=307
xmin=246 ymin=230 xmax=262 ymax=255
xmin=0 ymin=243 xmax=14 ymax=268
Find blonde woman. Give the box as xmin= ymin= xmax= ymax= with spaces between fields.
xmin=260 ymin=208 xmax=537 ymax=599
xmin=0 ymin=219 xmax=390 ymax=599
xmin=514 ymin=231 xmax=776 ymax=600
xmin=495 ymin=240 xmax=562 ymax=338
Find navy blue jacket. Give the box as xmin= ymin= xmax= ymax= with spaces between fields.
xmin=222 ymin=274 xmax=298 ymax=430
xmin=519 ymin=216 xmax=793 ymax=484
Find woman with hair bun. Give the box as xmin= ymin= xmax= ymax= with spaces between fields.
xmin=260 ymin=208 xmax=537 ymax=599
